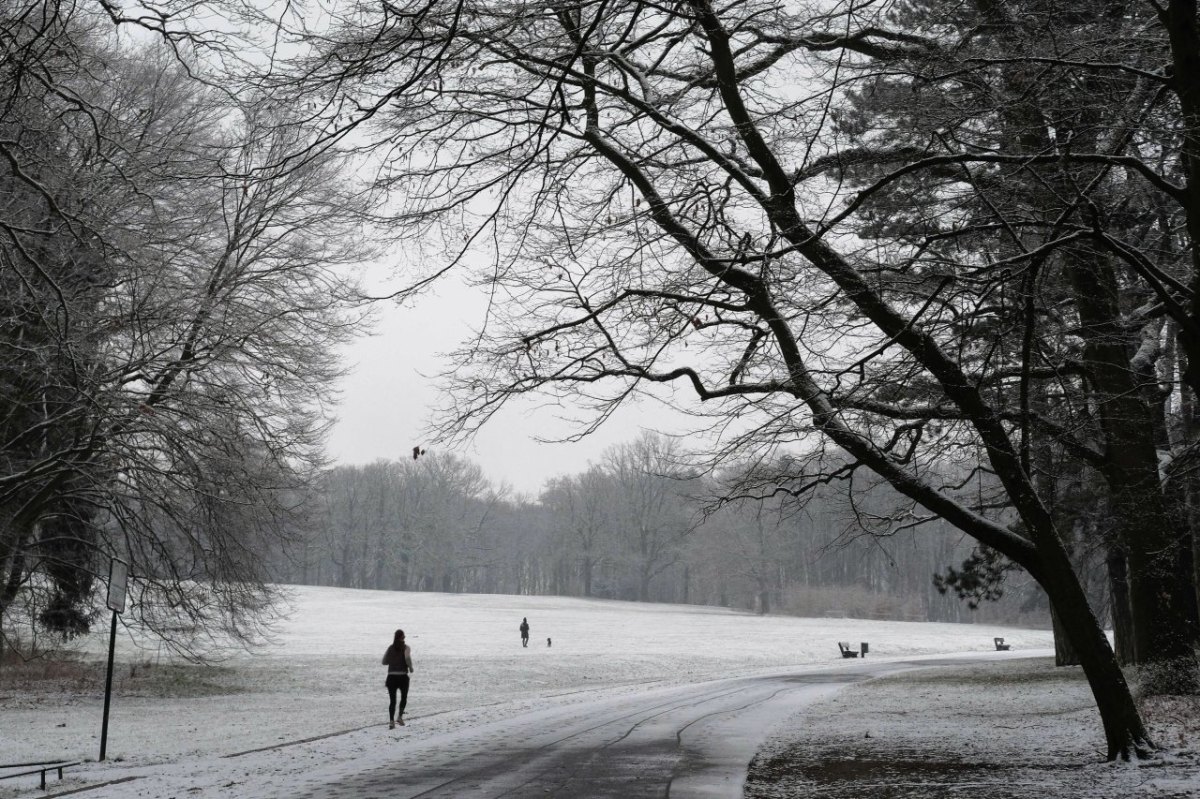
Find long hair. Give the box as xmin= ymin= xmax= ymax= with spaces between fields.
xmin=393 ymin=629 xmax=405 ymax=649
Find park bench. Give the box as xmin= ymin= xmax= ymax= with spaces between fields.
xmin=994 ymin=637 xmax=1011 ymax=651
xmin=0 ymin=760 xmax=81 ymax=790
xmin=838 ymin=641 xmax=864 ymax=658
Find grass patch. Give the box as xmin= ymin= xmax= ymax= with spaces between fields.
xmin=868 ymin=660 xmax=1083 ymax=688
xmin=0 ymin=657 xmax=246 ymax=699
xmin=1142 ymin=695 xmax=1200 ymax=750
xmin=747 ymin=746 xmax=1100 ymax=799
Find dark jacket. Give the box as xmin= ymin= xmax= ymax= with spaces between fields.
xmin=382 ymin=644 xmax=413 ymax=674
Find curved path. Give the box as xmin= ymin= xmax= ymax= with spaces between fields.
xmin=64 ymin=655 xmax=997 ymax=799
xmin=295 ymin=659 xmax=960 ymax=799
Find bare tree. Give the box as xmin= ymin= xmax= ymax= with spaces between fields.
xmin=712 ymin=500 xmax=784 ymax=615
xmin=604 ymin=434 xmax=693 ymax=602
xmin=815 ymin=0 xmax=1200 ymax=691
xmin=270 ymin=0 xmax=1185 ymax=758
xmin=541 ymin=466 xmax=614 ymax=598
xmin=308 ymin=454 xmax=504 ymax=593
xmin=0 ymin=6 xmax=372 ymax=657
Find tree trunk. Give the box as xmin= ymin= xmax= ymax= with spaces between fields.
xmin=1107 ymin=548 xmax=1136 ymax=666
xmin=1040 ymin=548 xmax=1154 ymax=760
xmin=1051 ymin=606 xmax=1081 ymax=667
xmin=1180 ymin=529 xmax=1200 ymax=633
xmin=0 ymin=544 xmax=28 ymax=619
xmin=1065 ymin=251 xmax=1200 ymax=694
xmin=1195 ymin=527 xmax=1200 ymax=627
xmin=1161 ymin=0 xmax=1200 ymax=396
xmin=0 ymin=508 xmax=34 ymax=619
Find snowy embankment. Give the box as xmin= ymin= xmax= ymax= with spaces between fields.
xmin=1 ymin=586 xmax=1050 ymax=795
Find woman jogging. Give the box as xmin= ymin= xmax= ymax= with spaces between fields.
xmin=382 ymin=629 xmax=414 ymax=729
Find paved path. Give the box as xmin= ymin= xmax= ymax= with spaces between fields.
xmin=296 ymin=663 xmax=919 ymax=799
xmin=59 ymin=656 xmax=997 ymax=799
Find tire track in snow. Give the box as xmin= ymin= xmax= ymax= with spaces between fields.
xmin=396 ymin=684 xmax=754 ymax=798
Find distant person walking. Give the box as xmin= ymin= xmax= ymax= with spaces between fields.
xmin=520 ymin=617 xmax=530 ymax=647
xmin=382 ymin=629 xmax=414 ymax=729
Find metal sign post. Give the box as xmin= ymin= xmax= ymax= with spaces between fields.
xmin=99 ymin=558 xmax=128 ymax=762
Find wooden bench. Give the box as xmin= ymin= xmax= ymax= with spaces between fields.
xmin=994 ymin=637 xmax=1011 ymax=651
xmin=838 ymin=641 xmax=859 ymax=658
xmin=0 ymin=760 xmax=81 ymax=790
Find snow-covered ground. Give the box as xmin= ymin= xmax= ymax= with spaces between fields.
xmin=746 ymin=660 xmax=1200 ymax=799
xmin=1 ymin=585 xmax=1181 ymax=798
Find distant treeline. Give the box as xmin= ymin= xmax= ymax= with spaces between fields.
xmin=268 ymin=435 xmax=1073 ymax=626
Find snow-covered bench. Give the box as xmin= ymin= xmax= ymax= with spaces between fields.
xmin=994 ymin=637 xmax=1011 ymax=651
xmin=838 ymin=641 xmax=859 ymax=658
xmin=0 ymin=760 xmax=80 ymax=790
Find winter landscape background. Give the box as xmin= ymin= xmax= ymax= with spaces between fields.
xmin=3 ymin=586 xmax=1198 ymax=798
xmin=6 ymin=0 xmax=1200 ymax=792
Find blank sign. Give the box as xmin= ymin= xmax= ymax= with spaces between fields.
xmin=107 ymin=558 xmax=128 ymax=614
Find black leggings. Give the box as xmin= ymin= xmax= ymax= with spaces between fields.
xmin=386 ymin=673 xmax=410 ymax=720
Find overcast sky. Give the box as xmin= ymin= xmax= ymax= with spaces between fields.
xmin=324 ymin=275 xmax=689 ymax=497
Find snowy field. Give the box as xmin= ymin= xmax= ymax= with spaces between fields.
xmin=0 ymin=586 xmax=1076 ymax=797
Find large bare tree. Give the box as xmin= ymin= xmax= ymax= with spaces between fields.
xmin=264 ymin=0 xmax=1200 ymax=758
xmin=0 ymin=3 xmax=372 ymax=656
xmin=815 ymin=0 xmax=1200 ymax=693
